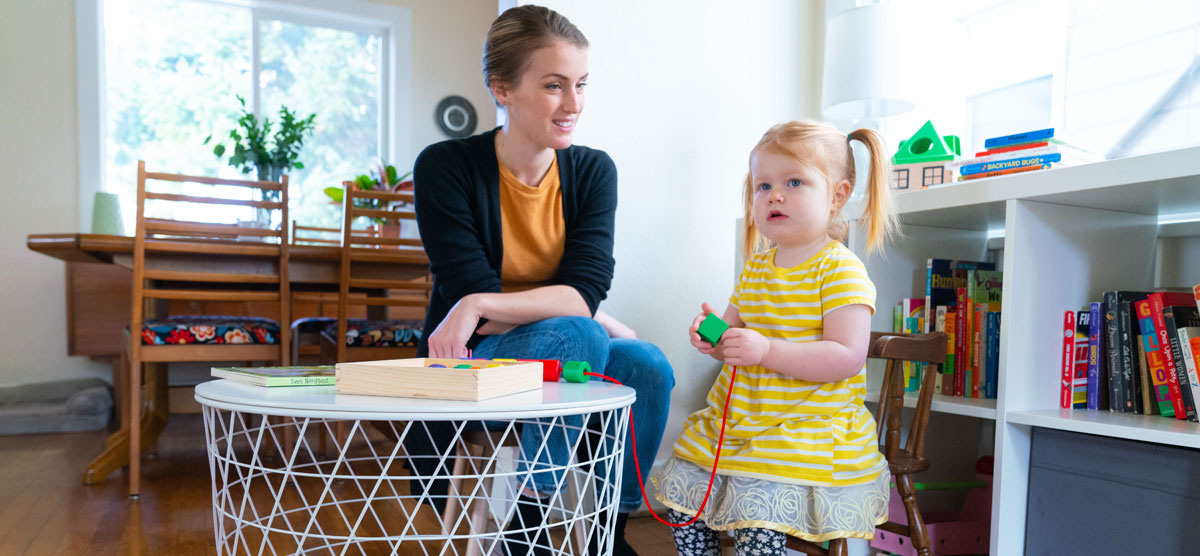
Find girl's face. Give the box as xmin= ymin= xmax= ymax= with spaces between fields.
xmin=491 ymin=39 xmax=588 ymax=151
xmin=750 ymin=147 xmax=845 ymax=250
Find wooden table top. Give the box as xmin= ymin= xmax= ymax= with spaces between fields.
xmin=27 ymin=233 xmax=429 ymax=265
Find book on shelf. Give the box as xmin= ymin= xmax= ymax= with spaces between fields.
xmin=1116 ymin=300 xmax=1142 ymax=413
xmin=958 ymin=164 xmax=1047 ymax=181
xmin=210 ymin=365 xmax=336 ymax=387
xmin=1178 ymin=325 xmax=1200 ymax=415
xmin=1072 ymin=310 xmax=1090 ymax=409
xmin=1162 ymin=305 xmax=1200 ymax=422
xmin=955 ymin=287 xmax=969 ymax=397
xmin=902 ymin=298 xmax=926 ymax=392
xmin=974 ymin=140 xmax=1049 ymax=157
xmin=1060 ymin=310 xmax=1075 ymax=409
xmin=935 ymin=305 xmax=947 ymax=395
xmin=1137 ymin=337 xmax=1156 ymax=415
xmin=984 ymin=127 xmax=1055 ymax=149
xmin=1104 ymin=291 xmax=1157 ymax=413
xmin=925 ymin=258 xmax=994 ymax=334
xmin=958 ymin=153 xmax=1062 ymax=176
xmin=1086 ymin=302 xmax=1108 ymax=410
xmin=1135 ymin=292 xmax=1197 ymax=420
xmin=968 ymin=270 xmax=1002 ymax=398
xmin=334 ymin=358 xmax=544 ymax=401
xmin=986 ymin=311 xmax=1001 ymax=399
xmin=950 ymin=144 xmax=1099 ymax=171
xmin=943 ymin=308 xmax=957 ymax=395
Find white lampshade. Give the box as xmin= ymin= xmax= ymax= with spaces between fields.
xmin=821 ymin=3 xmax=916 ymax=121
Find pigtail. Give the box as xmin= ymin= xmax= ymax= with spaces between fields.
xmin=848 ymin=128 xmax=898 ymax=254
xmin=742 ymin=172 xmax=765 ymax=260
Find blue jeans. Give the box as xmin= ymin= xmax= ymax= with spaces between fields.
xmin=473 ymin=316 xmax=675 ymax=513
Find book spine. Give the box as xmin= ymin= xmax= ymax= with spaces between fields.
xmin=949 ymin=145 xmax=1061 ymax=169
xmin=1103 ymin=294 xmax=1123 ymax=411
xmin=1194 ymin=284 xmax=1200 ymax=314
xmin=943 ymin=310 xmax=956 ymax=395
xmin=987 ymin=311 xmax=1000 ymax=399
xmin=1178 ymin=328 xmax=1200 ymax=420
xmin=955 ymin=287 xmax=968 ymax=397
xmin=925 ymin=258 xmax=934 ymax=334
xmin=266 ymin=376 xmax=338 ymax=387
xmin=1073 ymin=311 xmax=1090 ymax=409
xmin=1135 ymin=299 xmax=1177 ymax=418
xmin=973 ymin=303 xmax=984 ymax=398
xmin=1162 ymin=307 xmax=1198 ymax=421
xmin=1061 ymin=310 xmax=1075 ymax=409
xmin=975 ymin=141 xmax=1049 ymax=157
xmin=935 ymin=305 xmax=947 ymax=395
xmin=959 ymin=153 xmax=1063 ymax=176
xmin=1148 ymin=295 xmax=1189 ymax=419
xmin=1117 ymin=301 xmax=1139 ymax=413
xmin=984 ymin=127 xmax=1055 ymax=149
xmin=1087 ymin=302 xmax=1102 ymax=410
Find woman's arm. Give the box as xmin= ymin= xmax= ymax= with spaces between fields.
xmin=717 ymin=304 xmax=872 ymax=382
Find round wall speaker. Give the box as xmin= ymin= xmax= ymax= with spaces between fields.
xmin=435 ymin=95 xmax=477 ymax=138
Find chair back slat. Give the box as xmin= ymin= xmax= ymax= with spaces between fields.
xmin=868 ymin=332 xmax=948 ymax=463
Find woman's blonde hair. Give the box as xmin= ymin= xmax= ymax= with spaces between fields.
xmin=482 ymin=5 xmax=588 ymax=102
xmin=741 ymin=120 xmax=898 ymax=258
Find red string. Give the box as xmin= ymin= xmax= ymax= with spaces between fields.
xmin=584 ymin=366 xmax=738 ymax=528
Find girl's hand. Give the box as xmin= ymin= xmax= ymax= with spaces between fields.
xmin=688 ymin=302 xmax=719 ymax=357
xmin=717 ymin=328 xmax=771 ymax=367
xmin=428 ymin=294 xmax=483 ymax=358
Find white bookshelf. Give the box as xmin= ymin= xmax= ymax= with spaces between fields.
xmin=865 ymin=390 xmax=998 ymax=420
xmin=849 ymin=145 xmax=1200 ymax=556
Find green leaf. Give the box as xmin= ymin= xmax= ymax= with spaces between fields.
xmin=293 ymin=161 xmax=304 ymax=170
xmin=385 ymin=165 xmax=398 ymax=185
xmin=323 ymin=186 xmax=344 ymax=203
xmin=213 ymin=144 xmax=225 ymax=157
xmin=355 ymin=174 xmax=374 ymax=189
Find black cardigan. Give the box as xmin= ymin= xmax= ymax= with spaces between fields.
xmin=412 ymin=128 xmax=618 ymax=355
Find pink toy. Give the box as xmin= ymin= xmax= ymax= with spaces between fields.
xmin=870 ymin=457 xmax=992 ymax=556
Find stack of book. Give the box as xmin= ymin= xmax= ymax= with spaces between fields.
xmin=891 ymin=258 xmax=1003 ymax=399
xmin=948 ymin=128 xmax=1101 ymax=181
xmin=1060 ymin=284 xmax=1200 ymax=420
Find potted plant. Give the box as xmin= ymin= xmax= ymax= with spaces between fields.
xmin=325 ymin=163 xmax=413 ymax=242
xmin=204 ymin=95 xmax=317 ymax=196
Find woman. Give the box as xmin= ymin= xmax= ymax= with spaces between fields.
xmin=410 ymin=5 xmax=674 ymax=556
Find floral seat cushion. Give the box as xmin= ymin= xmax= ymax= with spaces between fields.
xmin=291 ymin=316 xmax=336 ymax=335
xmin=320 ymin=319 xmax=423 ymax=348
xmin=139 ymin=316 xmax=281 ymax=345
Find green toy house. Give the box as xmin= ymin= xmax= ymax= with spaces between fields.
xmin=891 ymin=120 xmax=961 ymax=190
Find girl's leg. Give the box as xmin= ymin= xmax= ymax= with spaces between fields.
xmin=731 ymin=527 xmax=787 ymax=556
xmin=667 ymin=509 xmax=721 ymax=556
xmin=602 ymin=338 xmax=675 ymax=513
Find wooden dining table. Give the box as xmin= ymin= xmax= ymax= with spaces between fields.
xmin=26 ymin=232 xmax=430 ymax=486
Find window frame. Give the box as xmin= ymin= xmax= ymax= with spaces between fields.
xmin=75 ymin=0 xmax=412 ymax=232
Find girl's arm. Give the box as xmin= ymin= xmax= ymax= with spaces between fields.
xmin=718 ymin=304 xmax=872 ymax=382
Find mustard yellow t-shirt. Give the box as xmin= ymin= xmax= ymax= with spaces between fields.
xmin=498 ymin=156 xmax=565 ymax=292
xmin=673 ymin=241 xmax=885 ymax=486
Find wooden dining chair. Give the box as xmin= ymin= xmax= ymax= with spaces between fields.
xmin=719 ymin=331 xmax=948 ymax=556
xmin=288 ymin=221 xmax=377 ymax=363
xmin=121 ymin=160 xmax=292 ymax=497
xmin=319 ymin=186 xmax=429 ymax=364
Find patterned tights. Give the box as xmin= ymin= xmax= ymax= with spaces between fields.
xmin=666 ymin=509 xmax=787 ymax=556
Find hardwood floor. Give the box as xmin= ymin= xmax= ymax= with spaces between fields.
xmin=0 ymin=414 xmax=676 ymax=556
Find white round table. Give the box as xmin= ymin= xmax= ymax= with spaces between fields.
xmin=196 ymin=379 xmax=636 ymax=556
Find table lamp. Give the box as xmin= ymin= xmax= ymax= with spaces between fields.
xmin=821 ymin=2 xmax=916 ymax=130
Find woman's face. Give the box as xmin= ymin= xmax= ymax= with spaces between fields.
xmin=493 ymin=39 xmax=588 ymax=151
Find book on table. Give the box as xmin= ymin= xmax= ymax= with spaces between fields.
xmin=211 ymin=365 xmax=336 ymax=387
xmin=334 ymin=358 xmax=545 ymax=401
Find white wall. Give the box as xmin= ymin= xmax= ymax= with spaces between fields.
xmin=0 ymin=0 xmax=497 ymax=387
xmin=528 ymin=0 xmax=824 ymax=502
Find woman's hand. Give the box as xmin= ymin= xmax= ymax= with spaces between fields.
xmin=716 ymin=328 xmax=771 ymax=367
xmin=688 ymin=302 xmax=720 ymax=358
xmin=427 ymin=294 xmax=484 ymax=358
xmin=595 ymin=310 xmax=637 ymax=339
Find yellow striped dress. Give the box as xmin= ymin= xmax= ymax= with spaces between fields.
xmin=652 ymin=241 xmax=890 ymax=541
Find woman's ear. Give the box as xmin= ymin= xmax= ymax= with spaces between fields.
xmin=489 ymin=77 xmax=510 ymax=107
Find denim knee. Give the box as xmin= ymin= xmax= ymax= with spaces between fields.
xmin=608 ymin=338 xmax=676 ymax=393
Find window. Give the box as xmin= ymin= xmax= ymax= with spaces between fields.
xmin=880 ymin=0 xmax=1200 ymax=160
xmin=78 ymin=0 xmax=411 ymax=231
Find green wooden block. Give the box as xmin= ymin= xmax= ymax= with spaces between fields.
xmin=697 ymin=313 xmax=729 ymax=346
xmin=454 ymin=364 xmax=473 ymax=369
xmin=562 ymin=361 xmax=591 ymax=383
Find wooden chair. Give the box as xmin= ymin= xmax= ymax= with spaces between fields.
xmin=319 ymin=186 xmax=429 ymax=364
xmin=720 ymin=331 xmax=948 ymax=556
xmin=122 ymin=160 xmax=292 ymax=497
xmin=288 ymin=222 xmax=377 ymax=363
